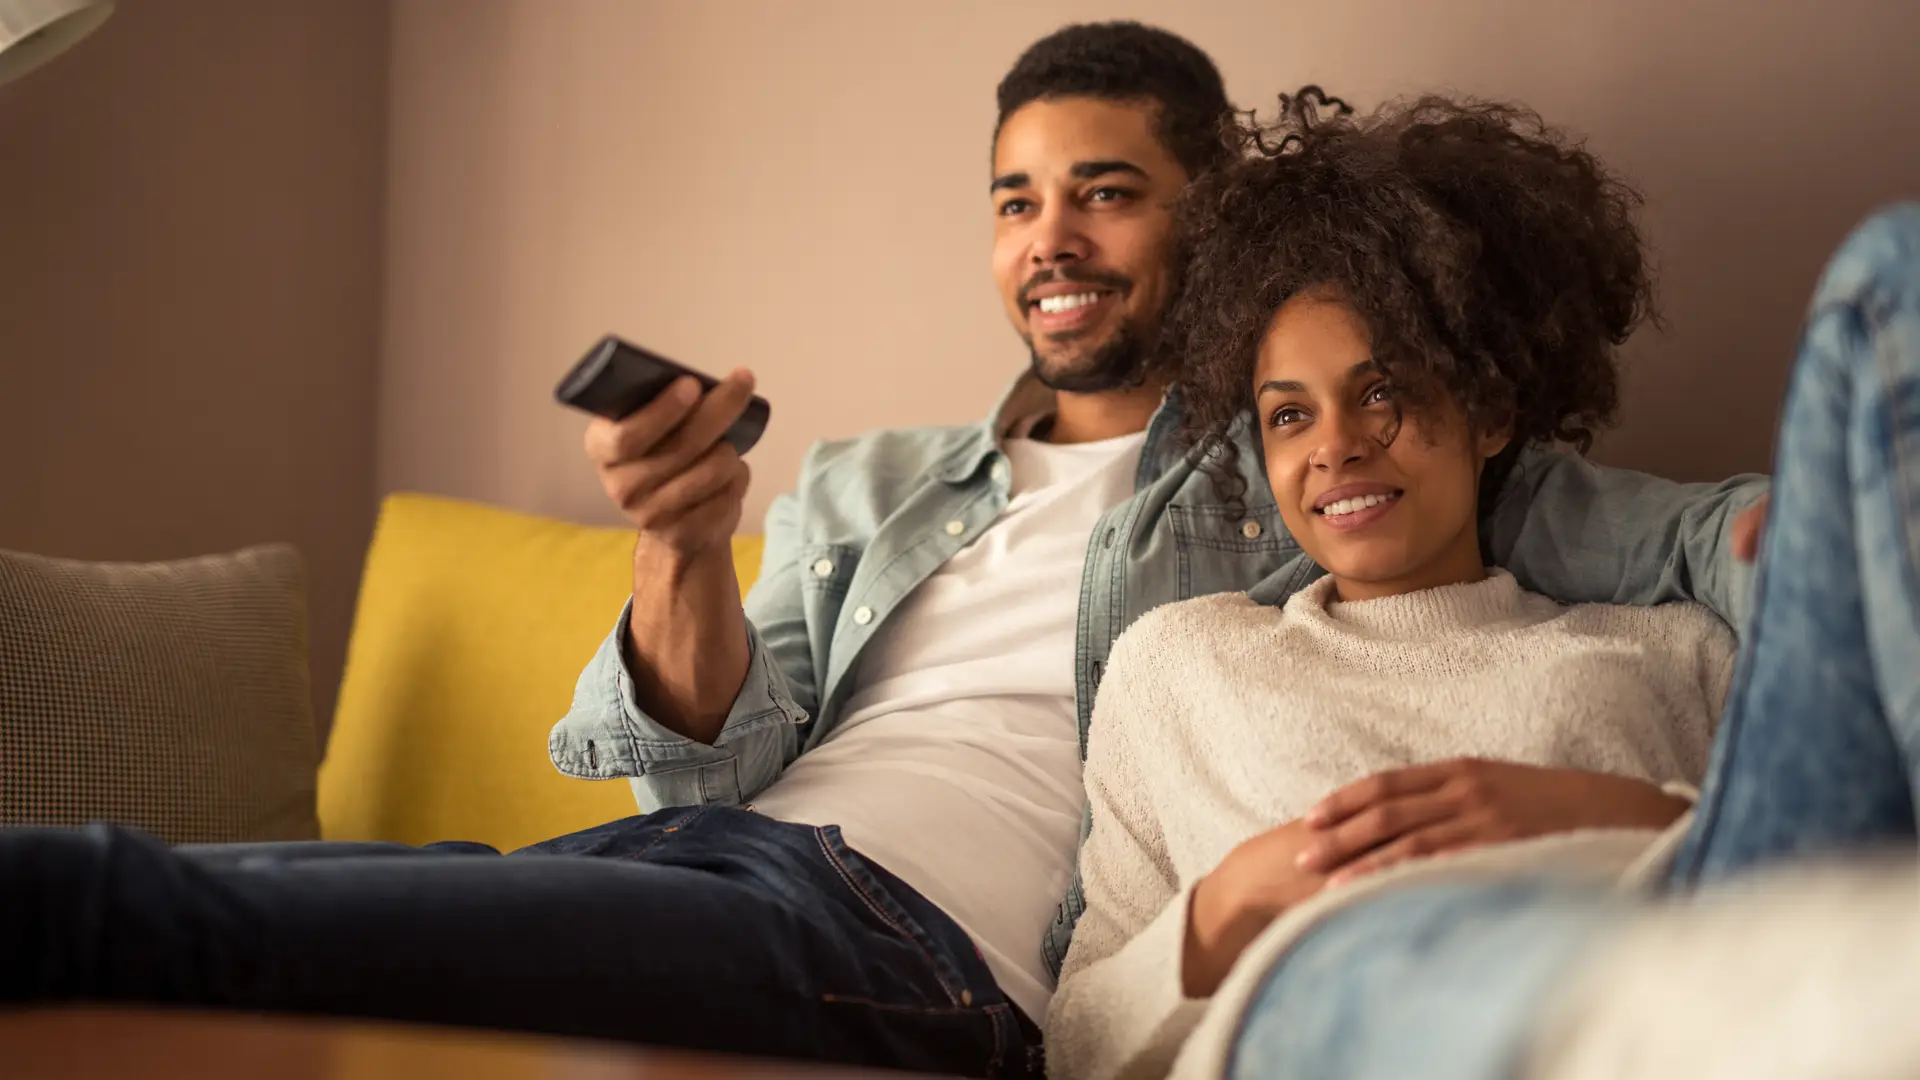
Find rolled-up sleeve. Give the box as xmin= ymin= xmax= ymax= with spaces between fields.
xmin=547 ymin=605 xmax=804 ymax=810
xmin=548 ymin=488 xmax=818 ymax=810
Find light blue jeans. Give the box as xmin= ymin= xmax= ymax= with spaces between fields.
xmin=1229 ymin=204 xmax=1920 ymax=1080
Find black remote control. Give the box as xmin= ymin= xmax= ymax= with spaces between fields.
xmin=554 ymin=335 xmax=771 ymax=456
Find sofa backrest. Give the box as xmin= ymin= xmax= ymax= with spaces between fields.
xmin=320 ymin=492 xmax=763 ymax=849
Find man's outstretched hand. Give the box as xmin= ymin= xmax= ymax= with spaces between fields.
xmin=584 ymin=369 xmax=757 ymax=560
xmin=584 ymin=369 xmax=759 ymax=744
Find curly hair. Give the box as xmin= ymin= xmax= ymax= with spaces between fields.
xmin=1169 ymin=89 xmax=1655 ymax=508
xmin=995 ymin=22 xmax=1235 ymax=178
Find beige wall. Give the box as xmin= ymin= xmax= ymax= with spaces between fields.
xmin=382 ymin=0 xmax=1920 ymax=534
xmin=0 ymin=0 xmax=392 ymax=733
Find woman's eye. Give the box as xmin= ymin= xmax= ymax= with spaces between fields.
xmin=1087 ymin=186 xmax=1135 ymax=204
xmin=1267 ymin=405 xmax=1307 ymax=429
xmin=1362 ymin=382 xmax=1395 ymax=406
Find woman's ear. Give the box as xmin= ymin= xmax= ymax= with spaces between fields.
xmin=1476 ymin=423 xmax=1513 ymax=462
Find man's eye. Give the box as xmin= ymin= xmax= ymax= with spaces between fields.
xmin=1088 ymin=187 xmax=1135 ymax=203
xmin=997 ymin=198 xmax=1033 ymax=217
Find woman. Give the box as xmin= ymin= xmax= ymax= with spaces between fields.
xmin=1049 ymin=93 xmax=1920 ymax=1080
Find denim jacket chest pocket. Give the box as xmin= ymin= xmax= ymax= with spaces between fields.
xmin=1165 ymin=501 xmax=1305 ymax=600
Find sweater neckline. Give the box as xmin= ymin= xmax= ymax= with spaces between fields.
xmin=1296 ymin=569 xmax=1532 ymax=639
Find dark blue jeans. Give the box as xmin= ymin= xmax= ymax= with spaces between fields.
xmin=1228 ymin=205 xmax=1920 ymax=1080
xmin=0 ymin=805 xmax=1039 ymax=1077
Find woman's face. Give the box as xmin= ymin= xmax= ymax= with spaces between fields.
xmin=1253 ymin=295 xmax=1510 ymax=602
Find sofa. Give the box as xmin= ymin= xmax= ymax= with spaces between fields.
xmin=319 ymin=493 xmax=766 ymax=850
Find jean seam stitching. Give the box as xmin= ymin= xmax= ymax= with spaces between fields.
xmin=983 ymin=1003 xmax=1004 ymax=1076
xmin=625 ymin=806 xmax=708 ymax=860
xmin=1871 ymin=305 xmax=1920 ymax=614
xmin=813 ymin=993 xmax=978 ymax=1015
xmin=810 ymin=827 xmax=965 ymax=1005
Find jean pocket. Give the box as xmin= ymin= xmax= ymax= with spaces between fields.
xmin=809 ymin=825 xmax=975 ymax=1008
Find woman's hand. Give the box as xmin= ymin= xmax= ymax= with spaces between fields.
xmin=1185 ymin=820 xmax=1328 ymax=998
xmin=1295 ymin=759 xmax=1691 ymax=886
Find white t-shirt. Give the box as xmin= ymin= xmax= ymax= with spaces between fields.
xmin=750 ymin=428 xmax=1148 ymax=1021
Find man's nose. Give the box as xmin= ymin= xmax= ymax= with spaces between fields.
xmin=1029 ymin=204 xmax=1092 ymax=266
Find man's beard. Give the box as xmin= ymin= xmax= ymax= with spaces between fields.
xmin=1026 ymin=320 xmax=1152 ymax=394
xmin=1018 ymin=266 xmax=1153 ymax=394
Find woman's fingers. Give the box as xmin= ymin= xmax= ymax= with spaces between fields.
xmin=1324 ymin=820 xmax=1485 ymax=887
xmin=1304 ymin=761 xmax=1456 ymax=828
xmin=1296 ymin=789 xmax=1457 ymax=872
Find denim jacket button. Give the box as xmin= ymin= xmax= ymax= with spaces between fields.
xmin=991 ymin=460 xmax=1009 ymax=484
xmin=944 ymin=519 xmax=966 ymax=537
xmin=811 ymin=558 xmax=835 ymax=579
xmin=1240 ymin=520 xmax=1264 ymax=539
xmin=853 ymin=605 xmax=875 ymax=625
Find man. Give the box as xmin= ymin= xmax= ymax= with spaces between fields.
xmin=1 ymin=21 xmax=1763 ymax=1080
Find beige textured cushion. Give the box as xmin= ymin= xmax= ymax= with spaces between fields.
xmin=0 ymin=544 xmax=320 ymax=843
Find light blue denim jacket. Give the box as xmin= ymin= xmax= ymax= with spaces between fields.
xmin=549 ymin=375 xmax=1768 ymax=977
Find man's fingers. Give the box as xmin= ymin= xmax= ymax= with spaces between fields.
xmin=1295 ymin=791 xmax=1455 ymax=872
xmin=648 ymin=369 xmax=755 ymax=465
xmin=584 ymin=369 xmax=756 ymax=471
xmin=1306 ymin=761 xmax=1456 ymax=827
xmin=1732 ymin=492 xmax=1770 ymax=564
xmin=649 ymin=445 xmax=749 ymax=518
xmin=582 ymin=376 xmax=703 ymax=466
xmin=598 ymin=439 xmax=737 ymax=519
xmin=642 ymin=461 xmax=751 ymax=548
xmin=591 ymin=372 xmax=758 ymax=510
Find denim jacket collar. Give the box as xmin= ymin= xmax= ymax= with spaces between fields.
xmin=931 ymin=372 xmax=1191 ymax=489
xmin=930 ymin=373 xmax=1052 ymax=484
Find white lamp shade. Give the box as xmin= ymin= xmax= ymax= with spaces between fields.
xmin=0 ymin=0 xmax=114 ymax=88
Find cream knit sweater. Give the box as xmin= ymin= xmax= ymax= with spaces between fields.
xmin=1047 ymin=570 xmax=1736 ymax=1080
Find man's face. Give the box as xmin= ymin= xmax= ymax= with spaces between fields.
xmin=991 ymin=97 xmax=1189 ymax=394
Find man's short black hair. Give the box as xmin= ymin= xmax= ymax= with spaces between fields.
xmin=994 ymin=21 xmax=1234 ymax=178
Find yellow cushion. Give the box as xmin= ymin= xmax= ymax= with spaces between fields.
xmin=318 ymin=493 xmax=764 ymax=850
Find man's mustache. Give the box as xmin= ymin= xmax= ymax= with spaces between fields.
xmin=1018 ymin=268 xmax=1134 ymax=309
